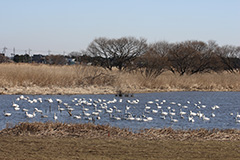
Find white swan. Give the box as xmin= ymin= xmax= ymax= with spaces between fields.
xmin=169 ymin=111 xmax=176 ymax=116
xmin=32 ymin=99 xmax=38 ymax=103
xmin=12 ymin=102 xmax=19 ymax=108
xmin=54 ymin=113 xmax=58 ymax=120
xmin=26 ymin=111 xmax=36 ymax=118
xmin=147 ymin=117 xmax=153 ymax=121
xmin=22 ymin=108 xmax=28 ymax=112
xmin=73 ymin=115 xmax=81 ymax=119
xmin=190 ymin=111 xmax=197 ymax=116
xmin=41 ymin=113 xmax=48 ymax=118
xmin=37 ymin=98 xmax=43 ymax=103
xmin=152 ymin=109 xmax=158 ymax=113
xmin=214 ymin=105 xmax=220 ymax=109
xmin=211 ymin=113 xmax=215 ymax=117
xmin=34 ymin=108 xmax=42 ymax=113
xmin=145 ymin=104 xmax=151 ymax=110
xmin=105 ymin=108 xmax=113 ymax=114
xmin=92 ymin=111 xmax=99 ymax=116
xmin=203 ymin=115 xmax=210 ymax=121
xmin=236 ymin=118 xmax=240 ymax=123
xmin=4 ymin=110 xmax=11 ymax=117
xmin=182 ymin=105 xmax=188 ymax=109
xmin=96 ymin=116 xmax=101 ymax=120
xmin=180 ymin=109 xmax=186 ymax=115
xmin=135 ymin=117 xmax=142 ymax=121
xmin=14 ymin=107 xmax=20 ymax=111
xmin=147 ymin=101 xmax=154 ymax=104
xmin=157 ymin=105 xmax=162 ymax=109
xmin=236 ymin=112 xmax=240 ymax=118
xmin=160 ymin=115 xmax=166 ymax=119
xmin=161 ymin=109 xmax=168 ymax=116
xmin=56 ymin=99 xmax=62 ymax=104
xmin=83 ymin=111 xmax=91 ymax=117
xmin=47 ymin=98 xmax=53 ymax=103
xmin=171 ymin=116 xmax=178 ymax=123
xmin=188 ymin=116 xmax=194 ymax=123
xmin=113 ymin=116 xmax=121 ymax=121
xmin=116 ymin=109 xmax=122 ymax=113
xmin=58 ymin=105 xmax=65 ymax=112
xmin=197 ymin=111 xmax=203 ymax=118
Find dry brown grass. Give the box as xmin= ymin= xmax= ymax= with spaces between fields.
xmin=1 ymin=135 xmax=239 ymax=160
xmin=0 ymin=122 xmax=239 ymax=159
xmin=0 ymin=63 xmax=240 ymax=94
xmin=140 ymin=71 xmax=240 ymax=91
xmin=0 ymin=63 xmax=114 ymax=87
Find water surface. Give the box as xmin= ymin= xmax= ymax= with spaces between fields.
xmin=0 ymin=92 xmax=239 ymax=131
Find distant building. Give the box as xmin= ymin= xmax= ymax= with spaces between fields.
xmin=32 ymin=54 xmax=45 ymax=63
xmin=67 ymin=57 xmax=76 ymax=65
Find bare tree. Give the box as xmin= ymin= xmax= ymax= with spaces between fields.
xmin=168 ymin=41 xmax=196 ymax=75
xmin=216 ymin=45 xmax=240 ymax=73
xmin=134 ymin=41 xmax=172 ymax=78
xmin=186 ymin=40 xmax=220 ymax=74
xmin=86 ymin=37 xmax=147 ymax=70
xmin=136 ymin=49 xmax=167 ymax=78
xmin=168 ymin=40 xmax=220 ymax=75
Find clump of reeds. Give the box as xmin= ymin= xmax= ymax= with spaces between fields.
xmin=0 ymin=122 xmax=134 ymax=139
xmin=1 ymin=122 xmax=239 ymax=141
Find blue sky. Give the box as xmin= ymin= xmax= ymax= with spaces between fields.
xmin=0 ymin=0 xmax=239 ymax=56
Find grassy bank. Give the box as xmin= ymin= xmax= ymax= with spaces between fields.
xmin=1 ymin=136 xmax=240 ymax=160
xmin=0 ymin=63 xmax=240 ymax=95
xmin=0 ymin=122 xmax=240 ymax=160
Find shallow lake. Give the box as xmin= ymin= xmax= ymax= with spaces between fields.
xmin=0 ymin=92 xmax=240 ymax=131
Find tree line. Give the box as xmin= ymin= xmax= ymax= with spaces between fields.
xmin=70 ymin=37 xmax=240 ymax=77
xmin=2 ymin=36 xmax=240 ymax=78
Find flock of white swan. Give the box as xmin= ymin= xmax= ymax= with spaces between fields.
xmin=2 ymin=95 xmax=240 ymax=126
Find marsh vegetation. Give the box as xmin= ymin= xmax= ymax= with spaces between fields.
xmin=0 ymin=63 xmax=240 ymax=95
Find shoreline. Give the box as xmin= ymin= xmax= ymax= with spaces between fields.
xmin=1 ymin=86 xmax=240 ymax=95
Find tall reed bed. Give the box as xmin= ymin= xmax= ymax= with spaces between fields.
xmin=0 ymin=63 xmax=240 ymax=92
xmin=0 ymin=63 xmax=114 ymax=87
xmin=138 ymin=71 xmax=240 ymax=91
